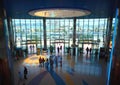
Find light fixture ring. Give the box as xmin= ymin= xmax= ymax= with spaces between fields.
xmin=29 ymin=8 xmax=91 ymax=18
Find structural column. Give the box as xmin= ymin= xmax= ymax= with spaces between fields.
xmin=73 ymin=18 xmax=76 ymax=46
xmin=110 ymin=8 xmax=120 ymax=85
xmin=106 ymin=17 xmax=113 ymax=53
xmin=43 ymin=18 xmax=47 ymax=50
xmin=0 ymin=8 xmax=13 ymax=85
xmin=72 ymin=18 xmax=76 ymax=56
xmin=7 ymin=17 xmax=15 ymax=57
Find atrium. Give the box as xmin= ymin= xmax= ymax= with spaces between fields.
xmin=0 ymin=0 xmax=120 ymax=85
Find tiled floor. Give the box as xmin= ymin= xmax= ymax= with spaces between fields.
xmin=13 ymin=52 xmax=107 ymax=85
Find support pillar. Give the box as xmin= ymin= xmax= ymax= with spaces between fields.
xmin=72 ymin=18 xmax=76 ymax=56
xmin=73 ymin=18 xmax=76 ymax=46
xmin=42 ymin=18 xmax=47 ymax=55
xmin=106 ymin=17 xmax=113 ymax=53
xmin=0 ymin=8 xmax=14 ymax=85
xmin=110 ymin=8 xmax=120 ymax=85
xmin=43 ymin=18 xmax=47 ymax=50
xmin=7 ymin=17 xmax=15 ymax=57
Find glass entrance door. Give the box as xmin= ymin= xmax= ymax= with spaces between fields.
xmin=27 ymin=44 xmax=36 ymax=54
xmin=55 ymin=43 xmax=64 ymax=55
xmin=83 ymin=44 xmax=92 ymax=54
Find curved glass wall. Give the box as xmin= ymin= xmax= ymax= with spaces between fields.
xmin=12 ymin=18 xmax=107 ymax=53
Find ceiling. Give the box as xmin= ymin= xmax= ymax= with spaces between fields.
xmin=2 ymin=0 xmax=119 ymax=19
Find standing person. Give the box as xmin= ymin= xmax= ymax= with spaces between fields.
xmin=32 ymin=45 xmax=35 ymax=53
xmin=86 ymin=47 xmax=89 ymax=54
xmin=42 ymin=58 xmax=45 ymax=67
xmin=60 ymin=45 xmax=62 ymax=52
xmin=24 ymin=66 xmax=28 ymax=80
xmin=30 ymin=45 xmax=32 ymax=54
xmin=89 ymin=48 xmax=92 ymax=54
xmin=39 ymin=57 xmax=42 ymax=67
xmin=57 ymin=46 xmax=59 ymax=54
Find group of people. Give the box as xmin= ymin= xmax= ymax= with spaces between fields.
xmin=39 ymin=55 xmax=62 ymax=70
xmin=86 ymin=47 xmax=92 ymax=54
xmin=39 ymin=57 xmax=45 ymax=67
xmin=57 ymin=45 xmax=62 ymax=53
xmin=29 ymin=45 xmax=35 ymax=54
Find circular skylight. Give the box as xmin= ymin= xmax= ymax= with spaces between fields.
xmin=29 ymin=8 xmax=91 ymax=18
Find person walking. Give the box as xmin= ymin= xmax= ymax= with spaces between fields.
xmin=24 ymin=66 xmax=28 ymax=80
xmin=60 ymin=45 xmax=62 ymax=52
xmin=86 ymin=47 xmax=89 ymax=54
xmin=57 ymin=46 xmax=59 ymax=54
xmin=42 ymin=58 xmax=45 ymax=67
xmin=39 ymin=57 xmax=42 ymax=67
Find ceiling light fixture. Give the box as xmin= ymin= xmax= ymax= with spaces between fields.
xmin=29 ymin=8 xmax=91 ymax=18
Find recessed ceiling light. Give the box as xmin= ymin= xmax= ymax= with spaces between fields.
xmin=29 ymin=8 xmax=91 ymax=18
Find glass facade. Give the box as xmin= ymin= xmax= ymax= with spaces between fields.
xmin=12 ymin=18 xmax=108 ymax=53
xmin=12 ymin=19 xmax=43 ymax=49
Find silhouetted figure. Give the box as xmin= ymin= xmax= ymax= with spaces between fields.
xmin=32 ymin=45 xmax=35 ymax=53
xmin=24 ymin=66 xmax=28 ymax=80
xmin=42 ymin=58 xmax=45 ymax=67
xmin=39 ymin=57 xmax=42 ymax=67
xmin=86 ymin=47 xmax=89 ymax=54
xmin=60 ymin=45 xmax=62 ymax=50
xmin=30 ymin=45 xmax=32 ymax=54
xmin=57 ymin=47 xmax=59 ymax=53
xmin=67 ymin=47 xmax=71 ymax=54
xmin=89 ymin=48 xmax=92 ymax=54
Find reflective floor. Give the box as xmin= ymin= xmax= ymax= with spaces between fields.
xmin=13 ymin=52 xmax=107 ymax=85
